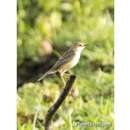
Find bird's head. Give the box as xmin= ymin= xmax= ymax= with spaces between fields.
xmin=72 ymin=42 xmax=86 ymax=52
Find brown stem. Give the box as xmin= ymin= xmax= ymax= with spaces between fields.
xmin=44 ymin=75 xmax=76 ymax=130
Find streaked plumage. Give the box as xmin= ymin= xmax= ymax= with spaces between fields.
xmin=38 ymin=42 xmax=86 ymax=84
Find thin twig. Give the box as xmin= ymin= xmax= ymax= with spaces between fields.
xmin=32 ymin=110 xmax=39 ymax=130
xmin=44 ymin=75 xmax=76 ymax=130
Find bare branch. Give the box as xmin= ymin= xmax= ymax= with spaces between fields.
xmin=44 ymin=75 xmax=76 ymax=130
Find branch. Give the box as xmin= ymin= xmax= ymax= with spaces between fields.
xmin=44 ymin=75 xmax=76 ymax=130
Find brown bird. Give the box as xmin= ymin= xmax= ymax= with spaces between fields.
xmin=38 ymin=42 xmax=86 ymax=84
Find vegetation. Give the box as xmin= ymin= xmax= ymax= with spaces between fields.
xmin=17 ymin=0 xmax=114 ymax=130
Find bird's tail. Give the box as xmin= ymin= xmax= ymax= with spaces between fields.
xmin=37 ymin=70 xmax=56 ymax=82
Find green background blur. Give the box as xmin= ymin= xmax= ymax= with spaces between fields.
xmin=17 ymin=0 xmax=114 ymax=130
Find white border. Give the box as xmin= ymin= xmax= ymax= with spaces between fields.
xmin=0 ymin=0 xmax=16 ymax=130
xmin=115 ymin=0 xmax=130 ymax=130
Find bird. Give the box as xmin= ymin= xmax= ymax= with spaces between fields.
xmin=38 ymin=42 xmax=86 ymax=85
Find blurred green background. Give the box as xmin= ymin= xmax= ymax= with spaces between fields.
xmin=17 ymin=0 xmax=114 ymax=130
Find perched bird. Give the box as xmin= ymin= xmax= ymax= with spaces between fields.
xmin=38 ymin=42 xmax=86 ymax=84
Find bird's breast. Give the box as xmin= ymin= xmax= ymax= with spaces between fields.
xmin=71 ymin=51 xmax=81 ymax=66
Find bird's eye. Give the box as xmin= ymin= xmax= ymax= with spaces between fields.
xmin=80 ymin=44 xmax=83 ymax=46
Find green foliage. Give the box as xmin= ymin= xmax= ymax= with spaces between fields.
xmin=17 ymin=0 xmax=114 ymax=130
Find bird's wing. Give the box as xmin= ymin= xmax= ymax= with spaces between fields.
xmin=50 ymin=48 xmax=75 ymax=71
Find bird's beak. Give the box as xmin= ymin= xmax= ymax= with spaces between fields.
xmin=83 ymin=44 xmax=87 ymax=48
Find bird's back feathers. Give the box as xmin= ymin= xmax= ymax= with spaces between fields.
xmin=51 ymin=47 xmax=75 ymax=70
